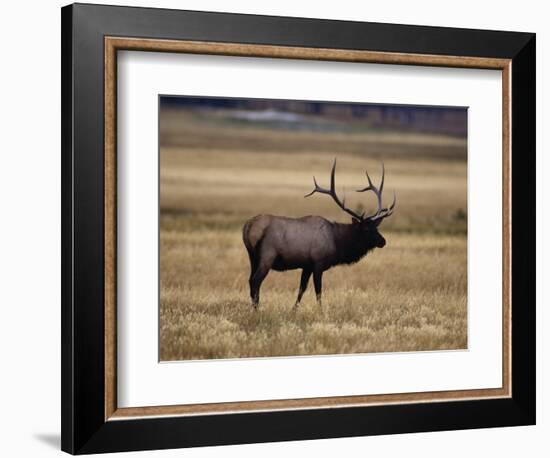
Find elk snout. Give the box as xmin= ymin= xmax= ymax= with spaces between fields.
xmin=376 ymin=234 xmax=386 ymax=248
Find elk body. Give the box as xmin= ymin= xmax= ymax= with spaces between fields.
xmin=242 ymin=159 xmax=396 ymax=309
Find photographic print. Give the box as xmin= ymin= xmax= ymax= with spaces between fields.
xmin=159 ymin=95 xmax=468 ymax=361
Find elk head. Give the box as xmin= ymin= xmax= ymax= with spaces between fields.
xmin=304 ymin=159 xmax=396 ymax=248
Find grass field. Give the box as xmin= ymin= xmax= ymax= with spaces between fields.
xmin=159 ymin=109 xmax=467 ymax=361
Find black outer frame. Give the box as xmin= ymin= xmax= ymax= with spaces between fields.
xmin=61 ymin=3 xmax=535 ymax=454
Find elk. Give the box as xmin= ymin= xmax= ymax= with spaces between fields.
xmin=242 ymin=159 xmax=396 ymax=309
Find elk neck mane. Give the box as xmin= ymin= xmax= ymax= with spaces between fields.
xmin=330 ymin=221 xmax=376 ymax=266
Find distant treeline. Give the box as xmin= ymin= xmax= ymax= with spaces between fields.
xmin=160 ymin=96 xmax=467 ymax=137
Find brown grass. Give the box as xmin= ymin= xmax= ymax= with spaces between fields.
xmin=159 ymin=110 xmax=467 ymax=361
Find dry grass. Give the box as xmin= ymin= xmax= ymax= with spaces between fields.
xmin=159 ymin=110 xmax=467 ymax=361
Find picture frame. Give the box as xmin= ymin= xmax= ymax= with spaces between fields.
xmin=61 ymin=3 xmax=535 ymax=454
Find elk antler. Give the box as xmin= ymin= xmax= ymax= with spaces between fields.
xmin=356 ymin=163 xmax=396 ymax=222
xmin=305 ymin=159 xmax=364 ymax=222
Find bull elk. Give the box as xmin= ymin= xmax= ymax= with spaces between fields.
xmin=242 ymin=159 xmax=396 ymax=309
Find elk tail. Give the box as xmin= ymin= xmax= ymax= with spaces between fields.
xmin=242 ymin=219 xmax=255 ymax=256
xmin=243 ymin=217 xmax=264 ymax=275
xmin=242 ymin=215 xmax=270 ymax=256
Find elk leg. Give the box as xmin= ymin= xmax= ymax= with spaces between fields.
xmin=247 ymin=253 xmax=258 ymax=287
xmin=313 ymin=269 xmax=323 ymax=306
xmin=249 ymin=255 xmax=274 ymax=309
xmin=294 ymin=269 xmax=312 ymax=308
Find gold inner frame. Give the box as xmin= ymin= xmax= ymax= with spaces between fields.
xmin=104 ymin=36 xmax=512 ymax=421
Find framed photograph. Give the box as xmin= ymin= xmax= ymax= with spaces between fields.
xmin=61 ymin=3 xmax=536 ymax=454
